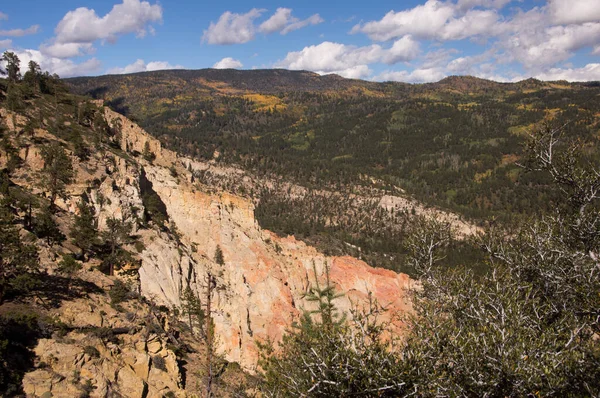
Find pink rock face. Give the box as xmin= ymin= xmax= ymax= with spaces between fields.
xmin=107 ymin=108 xmax=415 ymax=372
xmin=138 ymin=165 xmax=414 ymax=372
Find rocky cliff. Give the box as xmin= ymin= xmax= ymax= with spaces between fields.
xmin=2 ymin=99 xmax=414 ymax=397
xmin=101 ymin=107 xmax=415 ymax=371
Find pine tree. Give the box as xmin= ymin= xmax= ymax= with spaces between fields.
xmin=0 ymin=206 xmax=39 ymax=303
xmin=40 ymin=142 xmax=74 ymax=209
xmin=1 ymin=52 xmax=21 ymax=83
xmin=57 ymin=253 xmax=82 ymax=293
xmin=180 ymin=285 xmax=204 ymax=336
xmin=142 ymin=141 xmax=156 ymax=162
xmin=70 ymin=200 xmax=98 ymax=259
xmin=101 ymin=217 xmax=133 ymax=275
xmin=34 ymin=206 xmax=64 ymax=246
xmin=214 ymin=245 xmax=224 ymax=266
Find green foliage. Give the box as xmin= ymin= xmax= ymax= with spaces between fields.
xmin=1 ymin=51 xmax=21 ymax=83
xmin=0 ymin=308 xmax=49 ymax=396
xmin=396 ymin=126 xmax=600 ymax=397
xmin=5 ymin=83 xmax=24 ymax=112
xmin=70 ymin=199 xmax=98 ymax=258
xmin=34 ymin=206 xmax=65 ymax=246
xmin=82 ymin=345 xmax=100 ymax=358
xmin=1 ymin=135 xmax=21 ymax=174
xmin=23 ymin=61 xmax=42 ymax=95
xmin=103 ymin=217 xmax=133 ymax=251
xmin=152 ymin=355 xmax=167 ymax=372
xmin=142 ymin=141 xmax=155 ymax=162
xmin=109 ymin=279 xmax=131 ymax=306
xmin=180 ymin=285 xmax=205 ymax=335
xmin=57 ymin=254 xmax=82 ymax=290
xmin=259 ymin=267 xmax=406 ymax=397
xmin=0 ymin=205 xmax=39 ymax=303
xmin=214 ymin=245 xmax=224 ymax=266
xmin=40 ymin=142 xmax=75 ymax=208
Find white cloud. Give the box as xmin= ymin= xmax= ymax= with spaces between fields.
xmin=501 ymin=22 xmax=600 ymax=70
xmin=456 ymin=0 xmax=512 ymax=11
xmin=381 ymin=36 xmax=421 ymax=64
xmin=259 ymin=8 xmax=324 ymax=35
xmin=327 ymin=65 xmax=372 ymax=79
xmin=535 ymin=63 xmax=600 ymax=81
xmin=351 ymin=0 xmax=600 ymax=81
xmin=281 ymin=14 xmax=324 ymax=35
xmin=376 ymin=68 xmax=448 ymax=83
xmin=41 ymin=0 xmax=161 ymax=59
xmin=213 ymin=57 xmax=243 ymax=69
xmin=0 ymin=39 xmax=11 ymax=49
xmin=1 ymin=48 xmax=101 ymax=77
xmin=259 ymin=8 xmax=292 ymax=33
xmin=351 ymin=0 xmax=500 ymax=41
xmin=0 ymin=12 xmax=8 ymax=21
xmin=39 ymin=42 xmax=94 ymax=58
xmin=202 ymin=9 xmax=264 ymax=45
xmin=549 ymin=0 xmax=600 ymax=25
xmin=0 ymin=25 xmax=40 ymax=37
xmin=54 ymin=0 xmax=162 ymax=44
xmin=107 ymin=59 xmax=183 ymax=74
xmin=276 ymin=38 xmax=419 ymax=77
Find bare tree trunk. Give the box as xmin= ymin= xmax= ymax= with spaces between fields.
xmin=205 ymin=272 xmax=214 ymax=398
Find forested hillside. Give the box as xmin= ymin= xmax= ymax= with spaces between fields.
xmin=68 ymin=71 xmax=600 ymax=220
xmin=67 ymin=71 xmax=600 ymax=274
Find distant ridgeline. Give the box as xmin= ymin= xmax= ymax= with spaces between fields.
xmin=67 ymin=71 xmax=600 ymax=223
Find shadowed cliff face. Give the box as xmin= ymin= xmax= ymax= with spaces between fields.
xmin=102 ymin=107 xmax=415 ymax=371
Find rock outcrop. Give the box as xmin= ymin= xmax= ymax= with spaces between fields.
xmin=21 ymin=272 xmax=184 ymax=398
xmin=100 ymin=108 xmax=415 ymax=371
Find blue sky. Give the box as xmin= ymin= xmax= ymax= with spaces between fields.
xmin=1 ymin=0 xmax=599 ymax=81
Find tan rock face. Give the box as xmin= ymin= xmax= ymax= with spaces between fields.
xmin=136 ymin=164 xmax=414 ymax=372
xmin=94 ymin=106 xmax=414 ymax=372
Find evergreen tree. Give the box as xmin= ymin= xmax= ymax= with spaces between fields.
xmin=23 ymin=61 xmax=41 ymax=96
xmin=0 ymin=206 xmax=39 ymax=303
xmin=214 ymin=245 xmax=225 ymax=266
xmin=40 ymin=142 xmax=75 ymax=209
xmin=57 ymin=253 xmax=82 ymax=293
xmin=70 ymin=200 xmax=98 ymax=259
xmin=180 ymin=285 xmax=204 ymax=336
xmin=101 ymin=217 xmax=133 ymax=275
xmin=142 ymin=141 xmax=156 ymax=162
xmin=1 ymin=52 xmax=21 ymax=83
xmin=259 ymin=263 xmax=406 ymax=396
xmin=33 ymin=206 xmax=64 ymax=246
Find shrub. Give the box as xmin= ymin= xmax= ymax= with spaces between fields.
xmin=82 ymin=346 xmax=100 ymax=358
xmin=152 ymin=355 xmax=167 ymax=372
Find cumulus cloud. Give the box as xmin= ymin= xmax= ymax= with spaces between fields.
xmin=39 ymin=42 xmax=94 ymax=58
xmin=549 ymin=0 xmax=600 ymax=25
xmin=276 ymin=37 xmax=419 ymax=78
xmin=500 ymin=16 xmax=600 ymax=70
xmin=351 ymin=0 xmax=501 ymax=41
xmin=0 ymin=39 xmax=11 ymax=49
xmin=213 ymin=57 xmax=243 ymax=69
xmin=107 ymin=59 xmax=184 ymax=74
xmin=535 ymin=63 xmax=600 ymax=81
xmin=54 ymin=0 xmax=162 ymax=43
xmin=1 ymin=48 xmax=101 ymax=77
xmin=0 ymin=25 xmax=40 ymax=37
xmin=259 ymin=8 xmax=323 ymax=35
xmin=202 ymin=9 xmax=264 ymax=45
xmin=41 ymin=0 xmax=162 ymax=59
xmin=351 ymin=0 xmax=600 ymax=81
xmin=204 ymin=8 xmax=324 ymax=45
xmin=455 ymin=0 xmax=512 ymax=11
xmin=376 ymin=68 xmax=448 ymax=83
